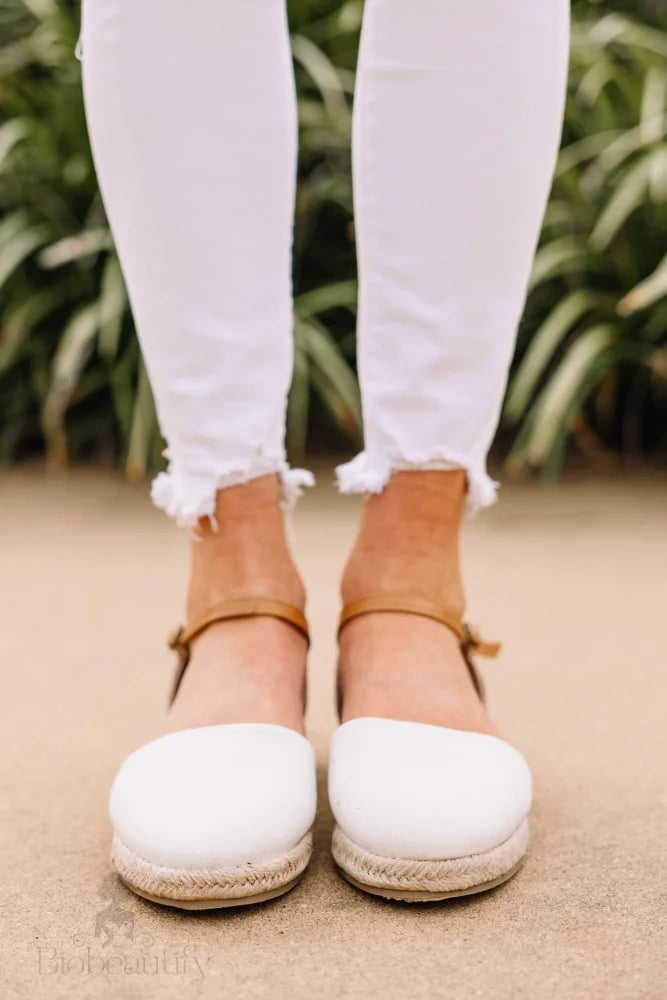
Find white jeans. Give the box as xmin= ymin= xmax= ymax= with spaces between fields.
xmin=80 ymin=0 xmax=570 ymax=527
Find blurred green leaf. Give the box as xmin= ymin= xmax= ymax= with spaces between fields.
xmin=41 ymin=301 xmax=100 ymax=465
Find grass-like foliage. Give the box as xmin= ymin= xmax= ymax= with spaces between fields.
xmin=0 ymin=0 xmax=665 ymax=478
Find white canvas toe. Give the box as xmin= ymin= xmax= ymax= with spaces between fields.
xmin=109 ymin=723 xmax=316 ymax=906
xmin=329 ymin=718 xmax=531 ymax=860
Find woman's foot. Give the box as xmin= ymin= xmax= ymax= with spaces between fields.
xmin=159 ymin=474 xmax=308 ymax=737
xmin=109 ymin=474 xmax=316 ymax=909
xmin=338 ymin=470 xmax=499 ymax=737
xmin=331 ymin=471 xmax=531 ymax=900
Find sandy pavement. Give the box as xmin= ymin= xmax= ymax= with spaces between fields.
xmin=1 ymin=463 xmax=665 ymax=999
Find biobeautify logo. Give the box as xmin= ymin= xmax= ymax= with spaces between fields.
xmin=35 ymin=875 xmax=213 ymax=984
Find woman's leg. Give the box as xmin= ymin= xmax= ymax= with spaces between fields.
xmin=81 ymin=0 xmax=310 ymax=733
xmin=339 ymin=0 xmax=570 ymax=729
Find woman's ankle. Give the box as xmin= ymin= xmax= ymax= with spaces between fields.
xmin=185 ymin=474 xmax=306 ymax=620
xmin=341 ymin=469 xmax=467 ymax=616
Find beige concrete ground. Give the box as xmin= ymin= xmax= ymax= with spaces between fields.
xmin=1 ymin=463 xmax=666 ymax=1000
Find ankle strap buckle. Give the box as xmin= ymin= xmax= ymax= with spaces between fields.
xmin=462 ymin=621 xmax=501 ymax=658
xmin=462 ymin=622 xmax=481 ymax=649
xmin=168 ymin=625 xmax=187 ymax=655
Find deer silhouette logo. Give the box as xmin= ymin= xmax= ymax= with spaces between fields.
xmin=94 ymin=874 xmax=136 ymax=949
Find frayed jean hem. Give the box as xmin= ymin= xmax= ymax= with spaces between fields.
xmin=151 ymin=459 xmax=315 ymax=530
xmin=335 ymin=451 xmax=498 ymax=514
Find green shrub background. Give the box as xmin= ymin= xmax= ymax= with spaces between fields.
xmin=0 ymin=0 xmax=665 ymax=480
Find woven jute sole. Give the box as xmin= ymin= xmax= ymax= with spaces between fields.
xmin=111 ymin=831 xmax=312 ymax=910
xmin=332 ymin=817 xmax=529 ymax=902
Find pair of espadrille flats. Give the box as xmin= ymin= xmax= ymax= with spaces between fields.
xmin=109 ymin=595 xmax=532 ymax=907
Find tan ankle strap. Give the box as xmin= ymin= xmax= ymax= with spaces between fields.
xmin=167 ymin=597 xmax=309 ymax=704
xmin=338 ymin=594 xmax=500 ymax=658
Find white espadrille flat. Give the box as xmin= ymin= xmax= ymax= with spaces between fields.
xmin=329 ymin=594 xmax=532 ymax=902
xmin=109 ymin=597 xmax=317 ymax=909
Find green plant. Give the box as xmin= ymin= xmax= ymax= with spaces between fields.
xmin=0 ymin=0 xmax=665 ymax=480
xmin=504 ymin=10 xmax=667 ymax=474
xmin=289 ymin=0 xmax=364 ymax=455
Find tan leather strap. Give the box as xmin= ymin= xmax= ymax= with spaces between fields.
xmin=338 ymin=594 xmax=500 ymax=659
xmin=167 ymin=597 xmax=309 ymax=704
xmin=337 ymin=593 xmax=499 ymax=708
